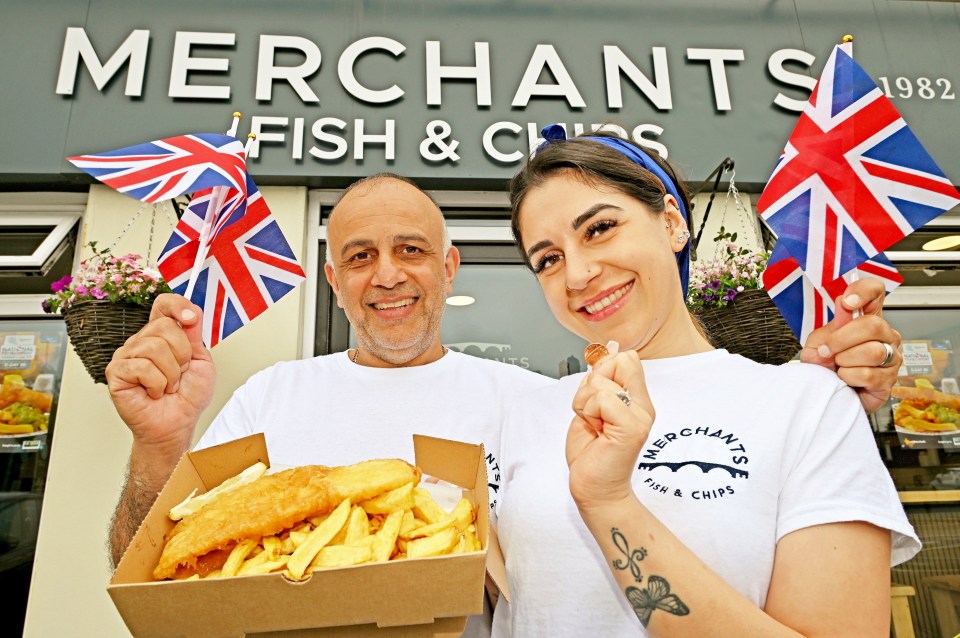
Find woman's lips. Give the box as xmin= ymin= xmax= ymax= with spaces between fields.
xmin=577 ymin=281 xmax=634 ymax=322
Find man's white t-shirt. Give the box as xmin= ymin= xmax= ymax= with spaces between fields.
xmin=197 ymin=350 xmax=554 ymax=514
xmin=492 ymin=349 xmax=920 ymax=637
xmin=195 ymin=350 xmax=554 ymax=638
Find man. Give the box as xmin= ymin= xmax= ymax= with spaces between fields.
xmin=105 ymin=173 xmax=902 ymax=632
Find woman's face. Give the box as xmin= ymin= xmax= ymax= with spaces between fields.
xmin=518 ymin=170 xmax=691 ymax=354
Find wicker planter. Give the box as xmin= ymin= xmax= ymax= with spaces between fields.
xmin=691 ymin=288 xmax=802 ymax=366
xmin=62 ymin=299 xmax=154 ymax=384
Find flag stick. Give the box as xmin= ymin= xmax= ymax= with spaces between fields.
xmin=838 ymin=35 xmax=862 ymax=318
xmin=183 ymin=117 xmax=247 ymax=300
xmin=227 ymin=111 xmax=242 ymax=138
xmin=183 ymin=189 xmax=223 ymax=301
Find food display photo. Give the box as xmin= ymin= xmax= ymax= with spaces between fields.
xmin=891 ymin=339 xmax=960 ymax=449
xmin=109 ymin=433 xmax=492 ymax=638
xmin=0 ymin=328 xmax=66 ymax=454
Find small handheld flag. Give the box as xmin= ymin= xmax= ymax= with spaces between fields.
xmin=67 ymin=113 xmax=307 ymax=347
xmin=158 ymin=173 xmax=306 ymax=348
xmin=67 ymin=133 xmax=247 ymax=203
xmin=757 ymin=37 xmax=960 ymax=342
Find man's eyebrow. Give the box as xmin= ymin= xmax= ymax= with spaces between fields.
xmin=339 ymin=239 xmax=373 ymax=257
xmin=339 ymin=233 xmax=431 ymax=258
xmin=394 ymin=233 xmax=430 ymax=245
xmin=525 ymin=203 xmax=623 ymax=259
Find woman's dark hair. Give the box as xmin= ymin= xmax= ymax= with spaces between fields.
xmin=508 ymin=131 xmax=691 ymax=270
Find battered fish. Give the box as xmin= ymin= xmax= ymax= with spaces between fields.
xmin=154 ymin=458 xmax=420 ymax=580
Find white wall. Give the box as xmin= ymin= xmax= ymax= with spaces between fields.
xmin=23 ymin=184 xmax=309 ymax=637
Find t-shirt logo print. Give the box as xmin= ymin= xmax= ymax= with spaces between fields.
xmin=635 ymin=426 xmax=750 ymax=502
xmin=485 ymin=450 xmax=501 ymax=511
xmin=636 ymin=459 xmax=748 ymax=479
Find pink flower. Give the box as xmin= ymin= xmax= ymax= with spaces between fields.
xmin=50 ymin=275 xmax=73 ymax=293
xmin=91 ymin=288 xmax=107 ymax=299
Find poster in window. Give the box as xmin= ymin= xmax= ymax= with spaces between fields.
xmin=0 ymin=328 xmax=66 ymax=454
xmin=893 ymin=339 xmax=960 ymax=451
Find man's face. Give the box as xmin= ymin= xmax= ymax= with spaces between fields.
xmin=324 ymin=179 xmax=459 ymax=367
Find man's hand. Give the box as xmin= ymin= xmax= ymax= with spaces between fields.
xmin=105 ymin=293 xmax=216 ymax=454
xmin=800 ymin=278 xmax=902 ymax=414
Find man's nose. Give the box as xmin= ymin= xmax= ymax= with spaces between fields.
xmin=371 ymin=253 xmax=408 ymax=287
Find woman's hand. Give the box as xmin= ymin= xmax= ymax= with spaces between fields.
xmin=799 ymin=278 xmax=902 ymax=413
xmin=566 ymin=347 xmax=656 ymax=510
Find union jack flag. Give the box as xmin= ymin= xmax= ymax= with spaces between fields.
xmin=762 ymin=243 xmax=903 ymax=343
xmin=757 ymin=42 xmax=960 ymax=340
xmin=158 ymin=175 xmax=306 ymax=347
xmin=67 ymin=133 xmax=247 ymax=203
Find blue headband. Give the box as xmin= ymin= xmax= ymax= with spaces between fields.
xmin=538 ymin=124 xmax=691 ymax=300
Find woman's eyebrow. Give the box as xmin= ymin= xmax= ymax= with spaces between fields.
xmin=572 ymin=203 xmax=622 ymax=231
xmin=526 ymin=239 xmax=552 ymax=259
xmin=526 ymin=203 xmax=624 ymax=259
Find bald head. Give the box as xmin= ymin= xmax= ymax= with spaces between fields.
xmin=326 ymin=174 xmax=452 ymax=264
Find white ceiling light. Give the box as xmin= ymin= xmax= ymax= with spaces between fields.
xmin=921 ymin=235 xmax=960 ymax=251
xmin=446 ymin=295 xmax=476 ymax=306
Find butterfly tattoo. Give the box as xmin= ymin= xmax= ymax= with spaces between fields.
xmin=627 ymin=576 xmax=690 ymax=627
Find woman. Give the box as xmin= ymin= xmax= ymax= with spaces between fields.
xmin=491 ymin=126 xmax=920 ymax=637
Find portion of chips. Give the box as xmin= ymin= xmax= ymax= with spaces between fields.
xmin=170 ymin=470 xmax=481 ymax=582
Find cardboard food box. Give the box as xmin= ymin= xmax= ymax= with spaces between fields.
xmin=109 ymin=433 xmax=490 ymax=638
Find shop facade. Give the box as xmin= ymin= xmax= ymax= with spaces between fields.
xmin=1 ymin=1 xmax=959 ymax=636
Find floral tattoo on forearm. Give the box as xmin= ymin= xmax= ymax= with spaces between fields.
xmin=611 ymin=528 xmax=690 ymax=627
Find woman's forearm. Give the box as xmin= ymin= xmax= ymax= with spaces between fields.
xmin=577 ymin=494 xmax=803 ymax=638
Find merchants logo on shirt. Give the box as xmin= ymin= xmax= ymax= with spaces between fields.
xmin=636 ymin=426 xmax=749 ymax=502
xmin=485 ymin=450 xmax=501 ymax=512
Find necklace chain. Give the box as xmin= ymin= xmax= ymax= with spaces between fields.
xmin=350 ymin=346 xmax=447 ymax=364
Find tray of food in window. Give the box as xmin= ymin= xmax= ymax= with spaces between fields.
xmin=891 ymin=379 xmax=960 ymax=436
xmin=0 ymin=374 xmax=52 ymax=437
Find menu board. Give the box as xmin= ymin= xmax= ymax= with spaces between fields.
xmin=893 ymin=339 xmax=960 ymax=451
xmin=0 ymin=323 xmax=67 ymax=454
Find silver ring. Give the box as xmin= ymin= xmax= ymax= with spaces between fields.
xmin=616 ymin=389 xmax=632 ymax=406
xmin=878 ymin=342 xmax=896 ymax=368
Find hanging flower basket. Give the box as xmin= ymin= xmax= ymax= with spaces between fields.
xmin=43 ymin=241 xmax=170 ymax=384
xmin=62 ymin=300 xmax=154 ymax=384
xmin=687 ymin=225 xmax=801 ymax=366
xmin=691 ymin=288 xmax=801 ymax=365
xmin=686 ymin=170 xmax=801 ymax=365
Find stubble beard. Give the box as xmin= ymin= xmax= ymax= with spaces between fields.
xmin=352 ymin=292 xmax=447 ymax=367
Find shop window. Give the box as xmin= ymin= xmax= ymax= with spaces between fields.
xmin=0 ymin=195 xmax=80 ymax=636
xmin=0 ymin=196 xmax=84 ymax=315
xmin=872 ymin=308 xmax=960 ymax=638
